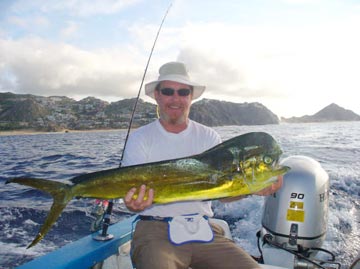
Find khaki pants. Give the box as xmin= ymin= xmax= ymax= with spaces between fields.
xmin=131 ymin=220 xmax=260 ymax=269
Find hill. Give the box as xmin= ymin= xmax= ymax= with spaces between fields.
xmin=0 ymin=92 xmax=279 ymax=131
xmin=190 ymin=99 xmax=279 ymax=126
xmin=281 ymin=103 xmax=360 ymax=123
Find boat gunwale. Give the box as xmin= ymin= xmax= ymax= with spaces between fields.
xmin=16 ymin=215 xmax=137 ymax=269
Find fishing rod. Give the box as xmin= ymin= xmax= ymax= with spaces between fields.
xmin=93 ymin=2 xmax=173 ymax=242
xmin=119 ymin=2 xmax=173 ymax=164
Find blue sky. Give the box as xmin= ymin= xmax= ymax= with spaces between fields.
xmin=1 ymin=0 xmax=359 ymax=117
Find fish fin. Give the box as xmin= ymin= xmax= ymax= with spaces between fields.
xmin=7 ymin=178 xmax=72 ymax=248
xmin=27 ymin=201 xmax=68 ymax=248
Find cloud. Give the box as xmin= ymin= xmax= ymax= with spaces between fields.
xmin=281 ymin=0 xmax=324 ymax=4
xmin=146 ymin=18 xmax=359 ymax=116
xmin=11 ymin=0 xmax=141 ymax=17
xmin=60 ymin=21 xmax=80 ymax=38
xmin=1 ymin=3 xmax=360 ymax=117
xmin=7 ymin=16 xmax=28 ymax=28
xmin=166 ymin=23 xmax=297 ymax=100
xmin=0 ymin=37 xmax=145 ymax=99
xmin=7 ymin=14 xmax=50 ymax=32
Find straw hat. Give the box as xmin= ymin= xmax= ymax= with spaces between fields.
xmin=145 ymin=62 xmax=205 ymax=100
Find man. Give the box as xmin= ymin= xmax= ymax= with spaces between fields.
xmin=122 ymin=61 xmax=282 ymax=269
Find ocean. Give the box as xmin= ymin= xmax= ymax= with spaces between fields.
xmin=0 ymin=121 xmax=359 ymax=269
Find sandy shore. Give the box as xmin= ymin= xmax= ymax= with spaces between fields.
xmin=0 ymin=129 xmax=126 ymax=136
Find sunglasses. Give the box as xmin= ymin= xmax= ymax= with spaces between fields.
xmin=159 ymin=88 xmax=192 ymax=97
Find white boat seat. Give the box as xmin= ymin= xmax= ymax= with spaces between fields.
xmin=209 ymin=218 xmax=232 ymax=240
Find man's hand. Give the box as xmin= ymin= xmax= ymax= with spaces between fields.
xmin=124 ymin=185 xmax=154 ymax=212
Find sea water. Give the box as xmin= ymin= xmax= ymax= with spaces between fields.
xmin=0 ymin=122 xmax=359 ymax=269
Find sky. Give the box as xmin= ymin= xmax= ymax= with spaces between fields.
xmin=0 ymin=0 xmax=359 ymax=118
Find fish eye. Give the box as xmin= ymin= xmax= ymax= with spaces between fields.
xmin=263 ymin=155 xmax=273 ymax=164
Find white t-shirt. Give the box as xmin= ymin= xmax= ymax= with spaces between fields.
xmin=121 ymin=119 xmax=222 ymax=217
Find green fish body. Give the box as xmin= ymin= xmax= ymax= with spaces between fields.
xmin=7 ymin=132 xmax=289 ymax=248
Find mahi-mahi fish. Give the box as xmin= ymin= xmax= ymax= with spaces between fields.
xmin=6 ymin=132 xmax=289 ymax=248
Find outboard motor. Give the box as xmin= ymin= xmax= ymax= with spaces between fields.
xmin=259 ymin=156 xmax=339 ymax=268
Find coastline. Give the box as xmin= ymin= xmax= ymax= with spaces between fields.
xmin=0 ymin=128 xmax=126 ymax=136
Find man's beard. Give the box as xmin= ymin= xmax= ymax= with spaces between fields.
xmin=161 ymin=111 xmax=189 ymax=125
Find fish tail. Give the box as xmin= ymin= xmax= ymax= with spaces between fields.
xmin=6 ymin=177 xmax=72 ymax=248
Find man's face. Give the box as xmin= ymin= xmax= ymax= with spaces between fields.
xmin=154 ymin=80 xmax=193 ymax=125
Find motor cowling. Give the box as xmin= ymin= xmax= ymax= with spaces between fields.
xmin=261 ymin=155 xmax=330 ymax=250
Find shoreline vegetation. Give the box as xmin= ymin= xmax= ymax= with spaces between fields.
xmin=0 ymin=128 xmax=127 ymax=136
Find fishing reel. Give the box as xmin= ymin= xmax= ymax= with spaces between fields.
xmin=258 ymin=155 xmax=340 ymax=269
xmin=90 ymin=199 xmax=109 ymax=232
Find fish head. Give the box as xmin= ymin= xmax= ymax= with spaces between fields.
xmin=224 ymin=132 xmax=290 ymax=194
xmin=229 ymin=151 xmax=290 ymax=194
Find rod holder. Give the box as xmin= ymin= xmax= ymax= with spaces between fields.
xmin=93 ymin=200 xmax=114 ymax=241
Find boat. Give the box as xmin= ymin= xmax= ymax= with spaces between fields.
xmin=15 ymin=156 xmax=360 ymax=269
